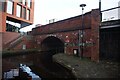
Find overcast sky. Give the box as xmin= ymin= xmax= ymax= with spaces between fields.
xmin=20 ymin=0 xmax=120 ymax=32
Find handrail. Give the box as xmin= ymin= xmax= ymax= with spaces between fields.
xmin=4 ymin=35 xmax=21 ymax=49
xmin=4 ymin=35 xmax=23 ymax=50
xmin=7 ymin=36 xmax=23 ymax=50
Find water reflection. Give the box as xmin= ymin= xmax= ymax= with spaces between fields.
xmin=3 ymin=64 xmax=41 ymax=80
xmin=3 ymin=51 xmax=76 ymax=79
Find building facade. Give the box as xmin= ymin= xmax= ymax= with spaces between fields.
xmin=0 ymin=0 xmax=34 ymax=32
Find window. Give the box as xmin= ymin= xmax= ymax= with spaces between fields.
xmin=18 ymin=0 xmax=22 ymax=3
xmin=6 ymin=20 xmax=20 ymax=32
xmin=26 ymin=9 xmax=30 ymax=20
xmin=7 ymin=0 xmax=13 ymax=14
xmin=22 ymin=7 xmax=26 ymax=19
xmin=22 ymin=0 xmax=26 ymax=5
xmin=27 ymin=0 xmax=31 ymax=8
xmin=16 ymin=4 xmax=21 ymax=17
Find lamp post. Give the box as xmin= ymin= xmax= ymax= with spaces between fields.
xmin=99 ymin=0 xmax=101 ymax=11
xmin=99 ymin=0 xmax=102 ymax=21
xmin=79 ymin=4 xmax=86 ymax=58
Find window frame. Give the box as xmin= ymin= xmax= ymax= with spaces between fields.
xmin=27 ymin=0 xmax=31 ymax=8
xmin=22 ymin=0 xmax=26 ymax=5
xmin=26 ymin=9 xmax=30 ymax=20
xmin=16 ymin=4 xmax=22 ymax=17
xmin=7 ymin=0 xmax=14 ymax=14
xmin=22 ymin=7 xmax=26 ymax=19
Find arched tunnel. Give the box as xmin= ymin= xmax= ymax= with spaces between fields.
xmin=34 ymin=36 xmax=76 ymax=78
xmin=40 ymin=36 xmax=64 ymax=54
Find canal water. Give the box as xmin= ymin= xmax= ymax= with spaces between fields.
xmin=30 ymin=51 xmax=76 ymax=79
xmin=3 ymin=51 xmax=76 ymax=80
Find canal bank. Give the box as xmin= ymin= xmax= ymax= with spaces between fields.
xmin=29 ymin=51 xmax=76 ymax=79
xmin=53 ymin=53 xmax=120 ymax=78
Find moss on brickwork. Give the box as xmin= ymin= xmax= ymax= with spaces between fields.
xmin=2 ymin=49 xmax=39 ymax=58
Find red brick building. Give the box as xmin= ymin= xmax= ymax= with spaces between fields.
xmin=0 ymin=0 xmax=34 ymax=32
xmin=0 ymin=0 xmax=34 ymax=51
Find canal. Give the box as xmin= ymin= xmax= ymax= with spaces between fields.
xmin=3 ymin=51 xmax=76 ymax=79
xmin=30 ymin=51 xmax=76 ymax=79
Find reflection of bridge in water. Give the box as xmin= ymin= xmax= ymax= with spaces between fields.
xmin=31 ymin=51 xmax=76 ymax=79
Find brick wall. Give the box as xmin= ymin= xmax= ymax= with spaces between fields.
xmin=30 ymin=9 xmax=100 ymax=61
xmin=32 ymin=12 xmax=91 ymax=35
xmin=0 ymin=11 xmax=6 ymax=32
xmin=2 ymin=32 xmax=21 ymax=49
xmin=1 ymin=31 xmax=35 ymax=51
xmin=0 ymin=33 xmax=2 ymax=51
xmin=91 ymin=9 xmax=100 ymax=62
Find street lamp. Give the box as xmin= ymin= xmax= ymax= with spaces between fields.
xmin=99 ymin=0 xmax=102 ymax=21
xmin=99 ymin=0 xmax=101 ymax=11
xmin=79 ymin=4 xmax=86 ymax=58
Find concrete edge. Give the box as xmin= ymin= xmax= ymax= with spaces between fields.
xmin=52 ymin=57 xmax=78 ymax=78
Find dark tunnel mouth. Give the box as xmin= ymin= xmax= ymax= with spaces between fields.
xmin=41 ymin=36 xmax=64 ymax=53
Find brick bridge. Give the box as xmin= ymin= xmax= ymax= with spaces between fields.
xmin=2 ymin=9 xmax=100 ymax=78
xmin=29 ymin=9 xmax=100 ymax=62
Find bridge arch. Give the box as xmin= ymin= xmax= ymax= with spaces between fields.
xmin=40 ymin=36 xmax=64 ymax=53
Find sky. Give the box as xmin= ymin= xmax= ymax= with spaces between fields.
xmin=20 ymin=0 xmax=120 ymax=32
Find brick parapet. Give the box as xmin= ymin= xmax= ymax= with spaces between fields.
xmin=91 ymin=9 xmax=100 ymax=62
xmin=32 ymin=12 xmax=91 ymax=35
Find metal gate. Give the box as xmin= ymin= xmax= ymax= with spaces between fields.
xmin=100 ymin=27 xmax=120 ymax=61
xmin=100 ymin=6 xmax=120 ymax=61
